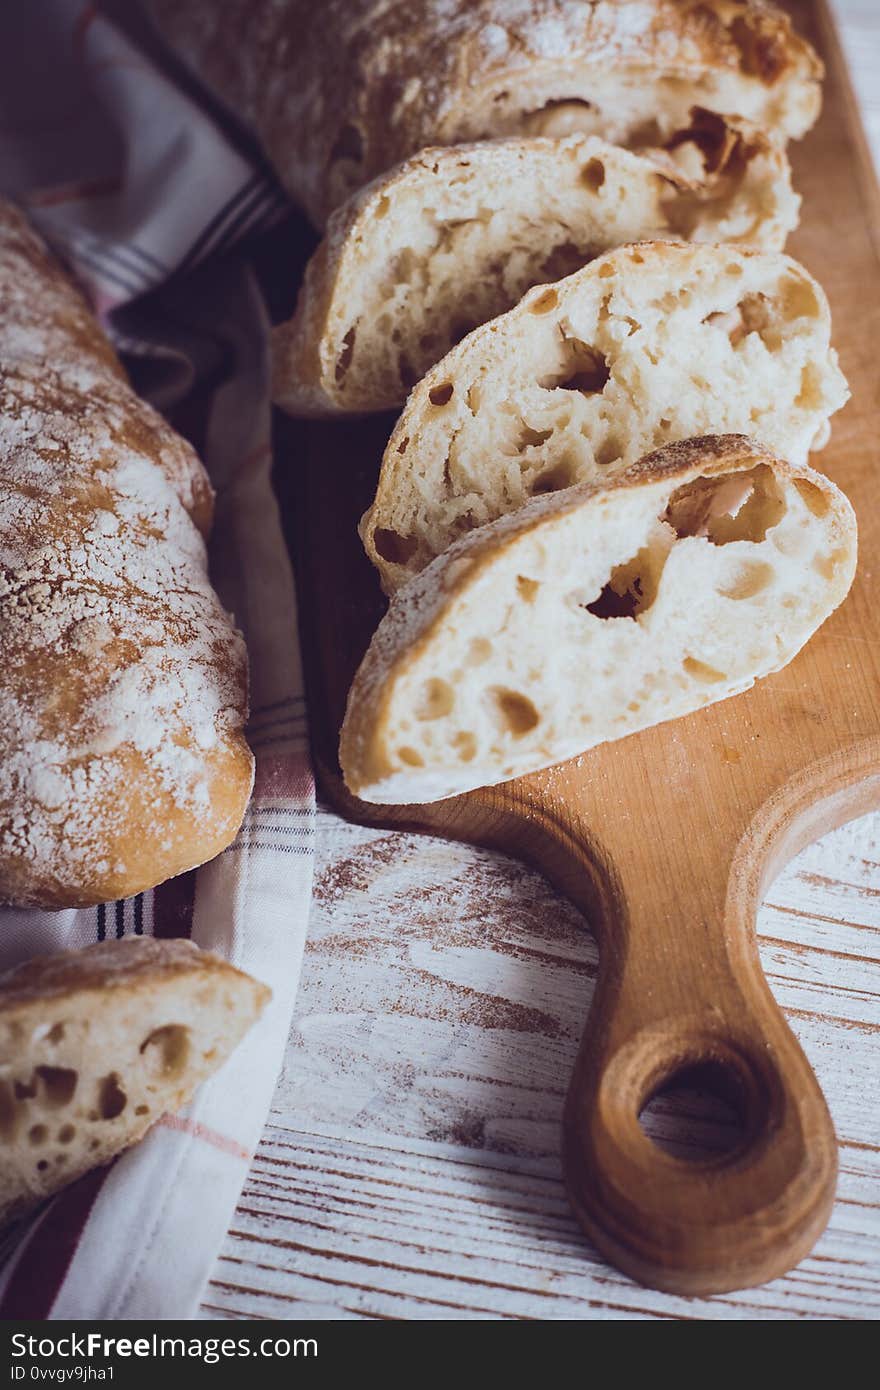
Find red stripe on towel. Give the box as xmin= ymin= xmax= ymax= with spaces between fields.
xmin=158 ymin=1114 xmax=251 ymax=1162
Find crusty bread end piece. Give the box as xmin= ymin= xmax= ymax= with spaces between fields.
xmin=362 ymin=241 xmax=849 ymax=594
xmin=342 ymin=436 xmax=856 ymax=804
xmin=0 ymin=938 xmax=270 ymax=1226
xmin=273 ymin=117 xmax=799 ymax=416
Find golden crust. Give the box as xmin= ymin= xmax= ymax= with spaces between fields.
xmin=145 ymin=0 xmax=822 ymax=225
xmin=0 ymin=936 xmax=268 ymax=1013
xmin=0 ymin=202 xmax=254 ymax=908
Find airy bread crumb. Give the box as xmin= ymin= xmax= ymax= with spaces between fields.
xmin=0 ymin=937 xmax=269 ymax=1226
xmin=273 ymin=119 xmax=799 ymax=415
xmin=362 ymin=242 xmax=849 ymax=593
xmin=343 ymin=436 xmax=857 ymax=803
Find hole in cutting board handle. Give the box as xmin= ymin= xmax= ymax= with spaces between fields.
xmin=638 ymin=1059 xmax=748 ymax=1162
xmin=597 ymin=1026 xmax=781 ymax=1174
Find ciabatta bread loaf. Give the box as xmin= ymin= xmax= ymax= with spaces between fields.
xmin=0 ymin=937 xmax=269 ymax=1226
xmin=343 ymin=437 xmax=856 ymax=804
xmin=361 ymin=241 xmax=849 ymax=593
xmin=145 ymin=0 xmax=821 ymax=225
xmin=0 ymin=202 xmax=253 ymax=908
xmin=273 ymin=118 xmax=798 ymax=416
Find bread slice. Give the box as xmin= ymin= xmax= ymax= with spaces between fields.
xmin=145 ymin=0 xmax=822 ymax=226
xmin=0 ymin=938 xmax=269 ymax=1225
xmin=273 ymin=117 xmax=799 ymax=416
xmin=361 ymin=242 xmax=849 ymax=593
xmin=342 ymin=436 xmax=856 ymax=805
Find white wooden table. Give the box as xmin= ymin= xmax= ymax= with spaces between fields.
xmin=201 ymin=1 xmax=880 ymax=1321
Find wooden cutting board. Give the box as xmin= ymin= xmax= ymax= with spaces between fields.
xmin=277 ymin=0 xmax=880 ymax=1296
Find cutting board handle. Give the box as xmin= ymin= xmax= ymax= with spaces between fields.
xmin=554 ymin=780 xmax=844 ymax=1297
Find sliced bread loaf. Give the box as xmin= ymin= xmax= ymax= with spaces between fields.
xmin=361 ymin=242 xmax=849 ymax=593
xmin=0 ymin=937 xmax=269 ymax=1225
xmin=273 ymin=118 xmax=799 ymax=416
xmin=145 ymin=0 xmax=822 ymax=226
xmin=342 ymin=436 xmax=856 ymax=804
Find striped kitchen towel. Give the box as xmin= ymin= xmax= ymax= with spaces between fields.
xmin=0 ymin=1 xmax=314 ymax=1318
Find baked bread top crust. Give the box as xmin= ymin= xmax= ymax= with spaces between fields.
xmin=146 ymin=0 xmax=822 ymax=224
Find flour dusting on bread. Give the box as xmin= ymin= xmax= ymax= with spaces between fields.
xmin=0 ymin=204 xmax=253 ymax=908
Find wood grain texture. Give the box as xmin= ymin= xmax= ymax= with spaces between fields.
xmin=202 ymin=0 xmax=880 ymax=1318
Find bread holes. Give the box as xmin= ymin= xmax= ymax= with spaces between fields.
xmin=516 ymin=422 xmax=553 ymax=450
xmin=135 ymin=1104 xmax=150 ymax=1116
xmin=584 ymin=543 xmax=667 ymax=621
xmin=35 ymin=1066 xmax=77 ymax=1107
xmin=373 ymin=528 xmax=418 ymax=565
xmin=47 ymin=1022 xmax=66 ymax=1045
xmin=521 ymin=97 xmax=595 ymax=137
xmin=58 ymin=1124 xmax=76 ymax=1145
xmin=814 ymin=549 xmax=846 ymax=580
xmin=428 ymin=382 xmax=454 ymax=407
xmin=532 ymin=459 xmax=576 ymax=495
xmin=416 ymin=677 xmax=455 ymax=721
xmin=334 ymin=326 xmax=357 ymax=383
xmin=516 ymin=575 xmax=540 ymax=602
xmin=490 ymin=688 xmax=540 ymax=738
xmin=467 ymin=637 xmax=492 ymax=665
xmin=781 ymin=275 xmax=821 ymax=321
xmin=717 ymin=560 xmax=774 ymax=601
xmin=704 ymin=306 xmax=746 ymax=346
xmin=540 ymin=340 xmax=609 ymax=395
xmin=28 ymin=1124 xmax=47 ymax=1147
xmin=683 ymin=656 xmax=728 ymax=683
xmin=793 ymin=475 xmax=831 ymax=517
xmin=529 ymin=287 xmax=558 ymax=316
xmin=665 ymin=466 xmax=785 ymax=545
xmin=398 ymin=746 xmax=425 ymax=768
xmin=581 ymin=158 xmax=606 ymax=192
xmin=667 ymin=108 xmax=737 ymax=177
xmin=453 ymin=731 xmax=477 ymax=763
xmin=795 ymin=364 xmax=826 ymax=413
xmin=594 ymin=434 xmax=623 ymax=469
xmin=140 ymin=1024 xmax=191 ymax=1080
xmin=97 ymin=1073 xmax=127 ymax=1121
xmin=14 ymin=1077 xmax=36 ymax=1101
